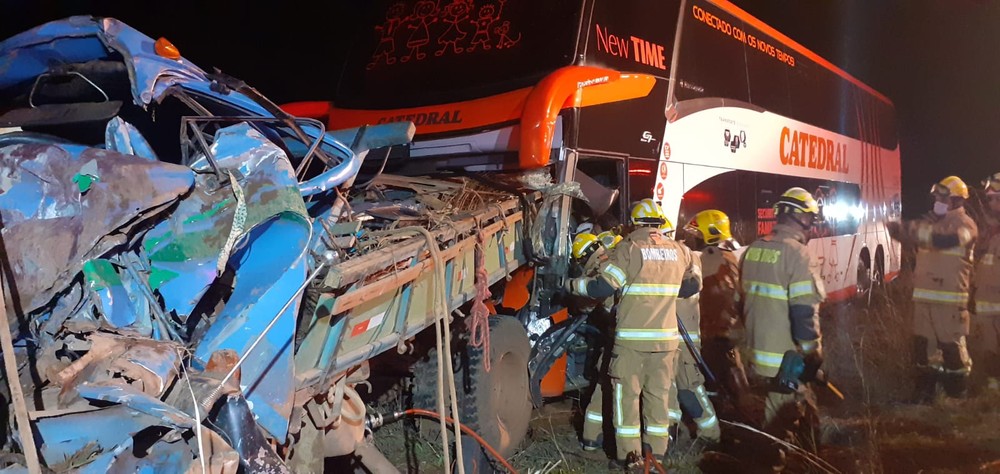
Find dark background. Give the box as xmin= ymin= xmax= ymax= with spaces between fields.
xmin=3 ymin=0 xmax=998 ymax=217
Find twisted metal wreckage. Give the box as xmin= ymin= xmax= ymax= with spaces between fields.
xmin=0 ymin=16 xmax=584 ymax=473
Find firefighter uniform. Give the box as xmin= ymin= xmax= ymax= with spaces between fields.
xmin=889 ymin=176 xmax=977 ymax=400
xmin=971 ymin=173 xmax=1000 ymax=389
xmin=567 ymin=199 xmax=701 ymax=465
xmin=671 ymin=214 xmax=720 ymax=443
xmin=684 ymin=210 xmax=752 ymax=419
xmin=740 ymin=189 xmax=825 ymax=430
xmin=972 ymin=213 xmax=1000 ymax=387
xmin=571 ymin=233 xmax=614 ymax=449
xmin=674 ymin=287 xmax=720 ymax=442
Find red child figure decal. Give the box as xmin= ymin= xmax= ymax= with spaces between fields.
xmin=435 ymin=0 xmax=471 ymax=56
xmin=402 ymin=0 xmax=439 ymax=62
xmin=367 ymin=2 xmax=408 ymax=70
xmin=466 ymin=0 xmax=506 ymax=53
xmin=494 ymin=20 xmax=521 ymax=49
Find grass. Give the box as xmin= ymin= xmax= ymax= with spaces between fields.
xmin=359 ymin=264 xmax=1000 ymax=473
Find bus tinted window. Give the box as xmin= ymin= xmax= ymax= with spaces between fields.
xmin=674 ymin=1 xmax=751 ymax=105
xmin=676 ymin=0 xmax=897 ymax=149
xmin=677 ymin=169 xmax=864 ymax=243
xmin=335 ymin=0 xmax=582 ymax=109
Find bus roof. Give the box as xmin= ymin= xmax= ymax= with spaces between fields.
xmin=712 ymin=0 xmax=892 ymax=106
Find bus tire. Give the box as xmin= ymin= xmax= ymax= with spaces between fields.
xmin=410 ymin=315 xmax=532 ymax=467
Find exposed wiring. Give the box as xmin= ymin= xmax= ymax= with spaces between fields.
xmin=366 ymin=408 xmax=519 ymax=474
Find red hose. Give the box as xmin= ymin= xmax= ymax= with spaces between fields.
xmin=403 ymin=408 xmax=519 ymax=474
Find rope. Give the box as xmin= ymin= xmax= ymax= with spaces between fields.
xmin=384 ymin=227 xmax=465 ymax=474
xmin=469 ymin=228 xmax=493 ymax=372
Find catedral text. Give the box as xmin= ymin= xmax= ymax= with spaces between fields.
xmin=779 ymin=126 xmax=849 ymax=174
xmin=593 ymin=23 xmax=666 ymax=70
xmin=376 ymin=109 xmax=463 ymax=126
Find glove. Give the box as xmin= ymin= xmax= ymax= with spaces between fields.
xmin=800 ymin=350 xmax=824 ymax=383
xmin=563 ymin=278 xmax=577 ymax=295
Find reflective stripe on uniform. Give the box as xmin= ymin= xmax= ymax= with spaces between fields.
xmin=976 ymin=301 xmax=1000 ymax=314
xmin=913 ymin=288 xmax=969 ymax=303
xmin=585 ymin=410 xmax=602 ymax=423
xmin=623 ymin=283 xmax=680 ymax=296
xmin=646 ymin=425 xmax=671 ymax=437
xmin=603 ymin=264 xmax=627 ymax=286
xmin=574 ymin=278 xmax=588 ymax=295
xmin=668 ymin=409 xmax=682 ymax=421
xmin=745 ymin=281 xmax=788 ymax=300
xmin=696 ymin=414 xmax=719 ymax=430
xmin=616 ymin=425 xmax=642 ymax=437
xmin=753 ymin=349 xmax=785 ymax=368
xmin=799 ymin=340 xmax=819 ymax=353
xmin=687 ymin=332 xmax=700 ymax=343
xmin=616 ymin=328 xmax=680 ymax=341
xmin=788 ymin=280 xmax=814 ymax=299
xmin=615 ymin=383 xmax=623 ymax=426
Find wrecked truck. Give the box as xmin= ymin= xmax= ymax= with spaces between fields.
xmin=0 ymin=15 xmax=599 ymax=473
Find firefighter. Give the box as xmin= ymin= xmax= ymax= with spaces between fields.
xmin=572 ymin=232 xmax=615 ymax=453
xmin=566 ymin=198 xmax=701 ymax=470
xmin=683 ymin=210 xmax=752 ymax=421
xmin=971 ymin=173 xmax=1000 ymax=391
xmin=671 ymin=216 xmax=722 ymax=446
xmin=739 ymin=187 xmax=825 ymax=442
xmin=887 ymin=176 xmax=977 ymax=401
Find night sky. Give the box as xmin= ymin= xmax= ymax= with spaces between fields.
xmin=3 ymin=0 xmax=999 ymax=217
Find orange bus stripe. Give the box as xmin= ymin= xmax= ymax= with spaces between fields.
xmin=709 ymin=0 xmax=893 ymax=106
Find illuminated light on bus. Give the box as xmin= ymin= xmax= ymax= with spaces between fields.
xmin=628 ymin=168 xmax=653 ymax=175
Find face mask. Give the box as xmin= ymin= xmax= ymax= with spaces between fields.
xmin=933 ymin=201 xmax=950 ymax=216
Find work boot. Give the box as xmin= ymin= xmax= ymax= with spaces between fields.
xmin=942 ymin=372 xmax=968 ymax=399
xmin=581 ymin=433 xmax=603 ymax=452
xmin=909 ymin=371 xmax=937 ymax=405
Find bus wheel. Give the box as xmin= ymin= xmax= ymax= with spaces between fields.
xmin=856 ymin=249 xmax=873 ymax=298
xmin=410 ymin=315 xmax=532 ymax=469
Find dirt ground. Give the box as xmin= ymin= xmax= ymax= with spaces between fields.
xmin=361 ymin=277 xmax=1000 ymax=473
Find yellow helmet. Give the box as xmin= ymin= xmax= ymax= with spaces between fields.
xmin=572 ymin=232 xmax=600 ymax=260
xmin=685 ymin=209 xmax=732 ymax=245
xmin=597 ymin=230 xmax=623 ymax=249
xmin=659 ymin=216 xmax=675 ymax=235
xmin=984 ymin=172 xmax=1000 ymax=195
xmin=931 ymin=176 xmax=969 ymax=199
xmin=631 ymin=198 xmax=666 ymax=227
xmin=774 ymin=187 xmax=820 ymax=217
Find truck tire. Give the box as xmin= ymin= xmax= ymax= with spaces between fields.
xmin=411 ymin=315 xmax=532 ymax=465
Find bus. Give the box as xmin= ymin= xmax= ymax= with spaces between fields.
xmin=286 ymin=0 xmax=901 ymax=303
xmin=283 ymin=0 xmax=900 ymax=397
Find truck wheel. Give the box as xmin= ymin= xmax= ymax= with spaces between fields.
xmin=411 ymin=315 xmax=532 ymax=465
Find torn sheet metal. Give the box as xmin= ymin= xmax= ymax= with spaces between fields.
xmin=104 ymin=117 xmax=157 ymax=161
xmin=0 ymin=143 xmax=194 ymax=315
xmin=0 ymin=14 xmax=384 ymax=473
xmin=193 ymin=211 xmax=311 ymax=441
xmin=143 ymin=123 xmax=307 ymax=321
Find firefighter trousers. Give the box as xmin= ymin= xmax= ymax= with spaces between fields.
xmin=582 ymin=353 xmax=608 ymax=443
xmin=671 ymin=344 xmax=721 ymax=442
xmin=608 ymin=344 xmax=679 ymax=461
xmin=912 ymin=301 xmax=972 ymax=378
